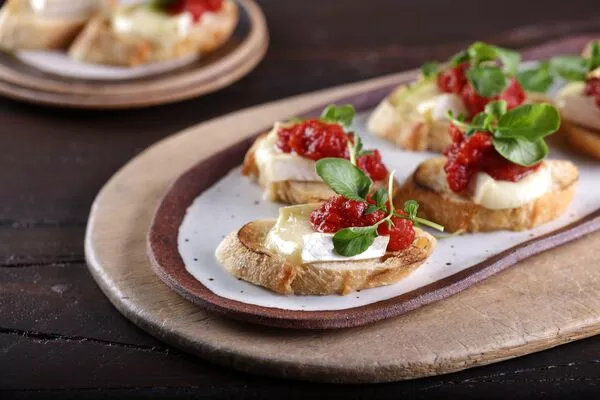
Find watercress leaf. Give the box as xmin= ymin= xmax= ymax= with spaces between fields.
xmin=315 ymin=158 xmax=372 ymax=201
xmin=422 ymin=62 xmax=440 ymax=78
xmin=467 ymin=42 xmax=520 ymax=75
xmin=550 ymin=56 xmax=589 ymax=81
xmin=484 ymin=100 xmax=508 ymax=120
xmin=471 ymin=112 xmax=488 ymax=128
xmin=359 ymin=149 xmax=374 ymax=157
xmin=495 ymin=103 xmax=560 ymax=141
xmin=494 ymin=46 xmax=521 ymax=76
xmin=516 ymin=62 xmax=554 ymax=93
xmin=467 ymin=41 xmax=498 ymax=63
xmin=467 ymin=66 xmax=507 ymax=97
xmin=320 ymin=104 xmax=355 ymax=127
xmin=332 ymin=226 xmax=378 ymax=257
xmin=372 ymin=188 xmax=388 ymax=210
xmin=492 ymin=137 xmax=549 ymax=166
xmin=450 ymin=49 xmax=470 ymax=67
xmin=403 ymin=200 xmax=419 ymax=220
xmin=364 ymin=204 xmax=380 ymax=215
xmin=590 ymin=41 xmax=600 ymax=71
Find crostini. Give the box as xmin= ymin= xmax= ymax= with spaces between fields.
xmin=553 ymin=41 xmax=600 ymax=159
xmin=217 ymin=158 xmax=442 ymax=295
xmin=0 ymin=0 xmax=102 ymax=51
xmin=68 ymin=0 xmax=238 ymax=67
xmin=368 ymin=42 xmax=553 ymax=152
xmin=243 ymin=104 xmax=400 ymax=204
xmin=396 ymin=101 xmax=578 ymax=233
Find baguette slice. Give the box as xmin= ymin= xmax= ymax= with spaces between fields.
xmin=395 ymin=157 xmax=578 ymax=233
xmin=562 ymin=121 xmax=600 ymax=160
xmin=368 ymin=84 xmax=551 ymax=153
xmin=68 ymin=0 xmax=238 ymax=67
xmin=0 ymin=0 xmax=97 ymax=51
xmin=216 ymin=219 xmax=436 ymax=295
xmin=242 ymin=133 xmax=401 ymax=204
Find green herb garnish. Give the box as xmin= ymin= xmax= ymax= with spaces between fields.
xmin=448 ymin=101 xmax=560 ymax=166
xmin=550 ymin=41 xmax=600 ymax=82
xmin=286 ymin=104 xmax=357 ymax=128
xmin=315 ymin=158 xmax=444 ymax=257
xmin=320 ymin=104 xmax=355 ymax=128
xmin=516 ymin=61 xmax=554 ymax=93
xmin=423 ymin=42 xmax=522 ymax=97
xmin=422 ymin=62 xmax=440 ymax=79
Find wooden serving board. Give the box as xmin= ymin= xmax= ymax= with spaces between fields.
xmin=85 ymin=35 xmax=600 ymax=383
xmin=0 ymin=0 xmax=268 ymax=108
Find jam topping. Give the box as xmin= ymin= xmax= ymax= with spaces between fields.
xmin=163 ymin=0 xmax=223 ymax=22
xmin=437 ymin=63 xmax=526 ymax=115
xmin=276 ymin=119 xmax=389 ymax=181
xmin=444 ymin=124 xmax=541 ymax=193
xmin=310 ymin=195 xmax=415 ymax=252
xmin=584 ymin=77 xmax=600 ymax=108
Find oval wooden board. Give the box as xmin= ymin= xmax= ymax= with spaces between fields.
xmin=86 ymin=35 xmax=600 ymax=383
xmin=0 ymin=0 xmax=268 ymax=108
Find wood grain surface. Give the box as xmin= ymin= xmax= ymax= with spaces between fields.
xmin=2 ymin=0 xmax=600 ymax=398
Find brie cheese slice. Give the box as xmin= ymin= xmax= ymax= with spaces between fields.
xmin=556 ymin=82 xmax=600 ymax=131
xmin=301 ymin=232 xmax=389 ymax=264
xmin=471 ymin=165 xmax=552 ymax=210
xmin=265 ymin=204 xmax=389 ymax=265
xmin=416 ymin=93 xmax=468 ymax=122
xmin=112 ymin=6 xmax=194 ymax=46
xmin=254 ymin=123 xmax=321 ymax=183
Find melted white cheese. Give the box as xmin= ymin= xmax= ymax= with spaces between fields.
xmin=556 ymin=82 xmax=600 ymax=131
xmin=254 ymin=123 xmax=321 ymax=183
xmin=471 ymin=165 xmax=552 ymax=210
xmin=416 ymin=93 xmax=468 ymax=122
xmin=390 ymin=79 xmax=469 ymax=122
xmin=112 ymin=6 xmax=194 ymax=46
xmin=30 ymin=0 xmax=98 ymax=19
xmin=301 ymin=232 xmax=389 ymax=264
xmin=265 ymin=204 xmax=388 ymax=264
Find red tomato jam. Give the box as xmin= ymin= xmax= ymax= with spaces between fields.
xmin=164 ymin=0 xmax=223 ymax=22
xmin=437 ymin=63 xmax=526 ymax=115
xmin=276 ymin=119 xmax=388 ymax=181
xmin=444 ymin=124 xmax=541 ymax=193
xmin=584 ymin=77 xmax=600 ymax=108
xmin=309 ymin=195 xmax=415 ymax=252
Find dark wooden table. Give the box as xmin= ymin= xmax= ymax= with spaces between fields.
xmin=2 ymin=1 xmax=600 ymax=398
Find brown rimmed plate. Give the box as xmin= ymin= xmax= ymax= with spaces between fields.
xmin=147 ymin=79 xmax=600 ymax=330
xmin=0 ymin=0 xmax=268 ymax=109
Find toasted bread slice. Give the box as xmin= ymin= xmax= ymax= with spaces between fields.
xmin=0 ymin=0 xmax=99 ymax=51
xmin=395 ymin=157 xmax=578 ymax=233
xmin=368 ymin=84 xmax=550 ymax=153
xmin=216 ymin=219 xmax=436 ymax=295
xmin=562 ymin=121 xmax=600 ymax=159
xmin=242 ymin=133 xmax=400 ymax=204
xmin=68 ymin=0 xmax=238 ymax=67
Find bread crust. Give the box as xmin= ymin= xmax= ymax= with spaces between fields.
xmin=562 ymin=120 xmax=600 ymax=160
xmin=0 ymin=0 xmax=91 ymax=50
xmin=395 ymin=157 xmax=578 ymax=233
xmin=68 ymin=0 xmax=238 ymax=66
xmin=215 ymin=219 xmax=436 ymax=295
xmin=368 ymin=86 xmax=550 ymax=153
xmin=242 ymin=133 xmax=401 ymax=204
